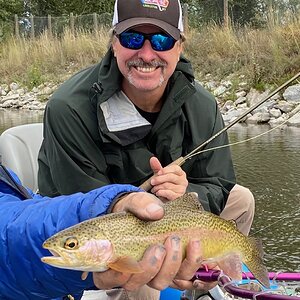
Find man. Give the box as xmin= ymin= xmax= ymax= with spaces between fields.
xmin=38 ymin=0 xmax=254 ymax=299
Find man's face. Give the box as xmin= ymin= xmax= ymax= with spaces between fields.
xmin=112 ymin=25 xmax=183 ymax=93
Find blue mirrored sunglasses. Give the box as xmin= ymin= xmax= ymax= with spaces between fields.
xmin=117 ymin=31 xmax=176 ymax=51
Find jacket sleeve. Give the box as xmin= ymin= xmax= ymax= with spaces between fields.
xmin=38 ymin=86 xmax=110 ymax=197
xmin=0 ymin=184 xmax=141 ymax=300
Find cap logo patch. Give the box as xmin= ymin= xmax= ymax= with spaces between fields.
xmin=141 ymin=0 xmax=169 ymax=11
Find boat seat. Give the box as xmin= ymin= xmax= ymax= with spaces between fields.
xmin=0 ymin=123 xmax=43 ymax=192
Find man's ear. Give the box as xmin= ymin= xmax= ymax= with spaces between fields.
xmin=111 ymin=45 xmax=117 ymax=57
xmin=111 ymin=36 xmax=118 ymax=57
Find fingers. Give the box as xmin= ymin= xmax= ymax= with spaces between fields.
xmin=170 ymin=278 xmax=218 ymax=291
xmin=113 ymin=192 xmax=164 ymax=221
xmin=150 ymin=170 xmax=188 ymax=200
xmin=167 ymin=239 xmax=202 ymax=290
xmin=176 ymin=239 xmax=203 ymax=279
xmin=93 ymin=244 xmax=167 ymax=291
xmin=171 ymin=239 xmax=219 ymax=292
xmin=148 ymin=235 xmax=182 ymax=290
xmin=151 ymin=188 xmax=184 ymax=202
xmin=122 ymin=244 xmax=166 ymax=291
xmin=149 ymin=158 xmax=188 ymax=201
xmin=150 ymin=157 xmax=163 ymax=174
xmin=93 ymin=269 xmax=131 ymax=290
xmin=93 ymin=238 xmax=218 ymax=294
xmin=151 ymin=164 xmax=186 ymax=182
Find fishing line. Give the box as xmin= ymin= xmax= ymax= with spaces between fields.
xmin=186 ymin=109 xmax=300 ymax=159
xmin=250 ymin=205 xmax=300 ymax=236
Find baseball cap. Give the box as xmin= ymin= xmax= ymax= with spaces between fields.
xmin=112 ymin=0 xmax=184 ymax=40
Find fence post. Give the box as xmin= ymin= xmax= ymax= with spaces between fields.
xmin=48 ymin=14 xmax=52 ymax=36
xmin=70 ymin=12 xmax=75 ymax=35
xmin=14 ymin=14 xmax=19 ymax=38
xmin=93 ymin=13 xmax=98 ymax=32
xmin=30 ymin=15 xmax=35 ymax=38
xmin=183 ymin=3 xmax=189 ymax=35
xmin=223 ymin=0 xmax=229 ymax=28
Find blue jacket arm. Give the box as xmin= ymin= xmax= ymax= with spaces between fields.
xmin=0 ymin=184 xmax=141 ymax=299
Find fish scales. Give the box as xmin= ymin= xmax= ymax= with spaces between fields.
xmin=42 ymin=193 xmax=270 ymax=288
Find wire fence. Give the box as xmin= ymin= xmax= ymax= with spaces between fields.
xmin=14 ymin=12 xmax=114 ymax=38
xmin=14 ymin=5 xmax=189 ymax=39
xmin=11 ymin=4 xmax=300 ymax=40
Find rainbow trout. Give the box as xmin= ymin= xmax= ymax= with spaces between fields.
xmin=41 ymin=193 xmax=270 ymax=287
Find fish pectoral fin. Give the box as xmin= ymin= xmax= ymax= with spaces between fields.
xmin=108 ymin=256 xmax=143 ymax=273
xmin=216 ymin=252 xmax=243 ymax=281
xmin=81 ymin=271 xmax=89 ymax=280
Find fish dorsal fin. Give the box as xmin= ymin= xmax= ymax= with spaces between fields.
xmin=108 ymin=256 xmax=143 ymax=273
xmin=164 ymin=192 xmax=204 ymax=213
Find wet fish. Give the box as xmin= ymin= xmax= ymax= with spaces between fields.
xmin=41 ymin=192 xmax=270 ymax=287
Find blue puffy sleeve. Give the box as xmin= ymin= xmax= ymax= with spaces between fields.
xmin=0 ymin=184 xmax=141 ymax=299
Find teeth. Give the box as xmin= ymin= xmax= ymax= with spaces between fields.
xmin=50 ymin=250 xmax=60 ymax=257
xmin=136 ymin=66 xmax=156 ymax=73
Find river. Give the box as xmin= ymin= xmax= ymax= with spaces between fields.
xmin=0 ymin=109 xmax=299 ymax=273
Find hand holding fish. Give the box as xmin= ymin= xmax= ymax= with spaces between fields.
xmin=149 ymin=156 xmax=188 ymax=201
xmin=112 ymin=191 xmax=164 ymax=220
xmin=170 ymin=239 xmax=219 ymax=291
xmin=92 ymin=235 xmax=185 ymax=291
xmin=93 ymin=192 xmax=192 ymax=291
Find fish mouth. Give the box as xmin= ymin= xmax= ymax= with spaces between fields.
xmin=41 ymin=255 xmax=66 ymax=266
xmin=41 ymin=248 xmax=71 ymax=267
xmin=41 ymin=238 xmax=114 ymax=272
xmin=49 ymin=249 xmax=60 ymax=257
xmin=41 ymin=243 xmax=77 ymax=268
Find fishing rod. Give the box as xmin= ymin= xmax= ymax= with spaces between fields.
xmin=140 ymin=71 xmax=300 ymax=191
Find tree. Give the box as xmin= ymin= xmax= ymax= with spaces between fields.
xmin=0 ymin=0 xmax=24 ymax=22
xmin=0 ymin=0 xmax=24 ymax=40
xmin=184 ymin=0 xmax=266 ymax=27
xmin=26 ymin=0 xmax=115 ymax=16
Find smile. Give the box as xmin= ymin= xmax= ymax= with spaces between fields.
xmin=136 ymin=66 xmax=158 ymax=73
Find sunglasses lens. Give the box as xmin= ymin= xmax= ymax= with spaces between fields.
xmin=151 ymin=34 xmax=175 ymax=51
xmin=118 ymin=32 xmax=176 ymax=51
xmin=119 ymin=32 xmax=144 ymax=50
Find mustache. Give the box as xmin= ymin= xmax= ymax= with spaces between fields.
xmin=127 ymin=59 xmax=167 ymax=68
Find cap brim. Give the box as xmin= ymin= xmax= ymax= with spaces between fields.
xmin=115 ymin=17 xmax=181 ymax=40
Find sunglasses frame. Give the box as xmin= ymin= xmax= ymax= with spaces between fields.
xmin=116 ymin=30 xmax=177 ymax=52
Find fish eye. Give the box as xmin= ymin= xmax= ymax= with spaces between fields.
xmin=64 ymin=237 xmax=79 ymax=250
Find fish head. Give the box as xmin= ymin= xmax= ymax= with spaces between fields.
xmin=41 ymin=234 xmax=114 ymax=272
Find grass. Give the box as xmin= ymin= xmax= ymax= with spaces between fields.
xmin=0 ymin=27 xmax=111 ymax=87
xmin=183 ymin=18 xmax=300 ymax=88
xmin=0 ymin=18 xmax=299 ymax=90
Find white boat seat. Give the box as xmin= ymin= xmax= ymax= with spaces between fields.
xmin=0 ymin=123 xmax=43 ymax=192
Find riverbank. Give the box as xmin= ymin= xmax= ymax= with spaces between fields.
xmin=1 ymin=79 xmax=300 ymax=127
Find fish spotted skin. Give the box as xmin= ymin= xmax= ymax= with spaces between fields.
xmin=42 ymin=192 xmax=270 ymax=288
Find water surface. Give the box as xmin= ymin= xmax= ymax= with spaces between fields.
xmin=229 ymin=124 xmax=300 ymax=272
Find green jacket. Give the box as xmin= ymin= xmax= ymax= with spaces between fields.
xmin=38 ymin=49 xmax=236 ymax=215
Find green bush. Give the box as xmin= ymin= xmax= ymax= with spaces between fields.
xmin=25 ymin=65 xmax=43 ymax=89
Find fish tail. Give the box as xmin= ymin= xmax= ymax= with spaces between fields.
xmin=244 ymin=237 xmax=270 ymax=288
